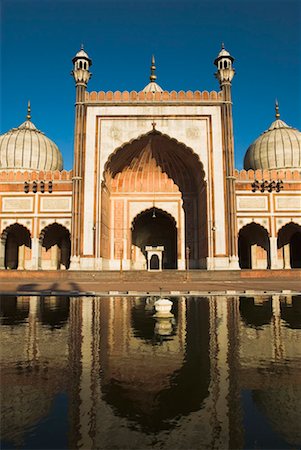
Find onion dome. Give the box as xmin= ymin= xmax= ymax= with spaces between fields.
xmin=142 ymin=55 xmax=163 ymax=93
xmin=244 ymin=101 xmax=301 ymax=170
xmin=0 ymin=102 xmax=63 ymax=171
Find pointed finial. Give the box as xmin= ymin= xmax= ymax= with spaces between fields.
xmin=275 ymin=99 xmax=280 ymax=119
xmin=152 ymin=121 xmax=156 ymax=130
xmin=221 ymin=42 xmax=225 ymax=49
xmin=26 ymin=101 xmax=31 ymax=121
xmin=81 ymin=43 xmax=84 ymax=50
xmin=150 ymin=55 xmax=157 ymax=82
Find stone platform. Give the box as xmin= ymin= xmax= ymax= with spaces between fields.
xmin=0 ymin=269 xmax=300 ymax=296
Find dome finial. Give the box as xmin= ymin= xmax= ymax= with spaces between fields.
xmin=27 ymin=101 xmax=31 ymax=121
xmin=275 ymin=99 xmax=280 ymax=119
xmin=81 ymin=43 xmax=84 ymax=50
xmin=221 ymin=42 xmax=225 ymax=49
xmin=150 ymin=55 xmax=157 ymax=82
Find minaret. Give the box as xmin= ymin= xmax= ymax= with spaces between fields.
xmin=70 ymin=46 xmax=92 ymax=269
xmin=214 ymin=44 xmax=238 ymax=268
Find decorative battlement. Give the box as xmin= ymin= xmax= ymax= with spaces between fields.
xmin=234 ymin=169 xmax=301 ymax=181
xmin=0 ymin=170 xmax=73 ymax=182
xmin=85 ymin=90 xmax=223 ymax=103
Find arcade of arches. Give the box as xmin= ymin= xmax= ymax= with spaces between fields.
xmin=238 ymin=222 xmax=301 ymax=269
xmin=0 ymin=223 xmax=71 ymax=270
xmin=100 ymin=131 xmax=207 ymax=270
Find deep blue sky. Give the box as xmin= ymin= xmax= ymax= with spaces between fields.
xmin=1 ymin=0 xmax=300 ymax=170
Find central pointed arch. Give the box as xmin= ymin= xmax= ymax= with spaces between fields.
xmin=100 ymin=130 xmax=208 ymax=269
xmin=131 ymin=207 xmax=178 ymax=269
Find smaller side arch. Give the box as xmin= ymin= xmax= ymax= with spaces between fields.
xmin=238 ymin=222 xmax=270 ymax=269
xmin=1 ymin=223 xmax=31 ymax=270
xmin=39 ymin=223 xmax=71 ymax=270
xmin=277 ymin=222 xmax=301 ymax=269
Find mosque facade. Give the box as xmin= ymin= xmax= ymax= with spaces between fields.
xmin=0 ymin=46 xmax=300 ymax=271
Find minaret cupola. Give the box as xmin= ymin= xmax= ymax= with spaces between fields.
xmin=71 ymin=45 xmax=92 ymax=86
xmin=214 ymin=43 xmax=235 ymax=86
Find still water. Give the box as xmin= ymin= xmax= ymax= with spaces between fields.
xmin=1 ymin=295 xmax=301 ymax=450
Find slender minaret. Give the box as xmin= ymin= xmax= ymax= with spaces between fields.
xmin=70 ymin=46 xmax=92 ymax=269
xmin=214 ymin=44 xmax=238 ymax=268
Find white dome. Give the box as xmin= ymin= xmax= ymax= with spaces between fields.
xmin=244 ymin=114 xmax=301 ymax=171
xmin=0 ymin=116 xmax=63 ymax=171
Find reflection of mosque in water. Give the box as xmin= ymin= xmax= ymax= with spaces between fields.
xmin=1 ymin=295 xmax=301 ymax=449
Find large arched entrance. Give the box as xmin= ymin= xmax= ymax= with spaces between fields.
xmin=131 ymin=208 xmax=177 ymax=269
xmin=39 ymin=223 xmax=71 ymax=270
xmin=277 ymin=222 xmax=301 ymax=269
xmin=238 ymin=223 xmax=270 ymax=269
xmin=100 ymin=130 xmax=207 ymax=270
xmin=1 ymin=224 xmax=31 ymax=269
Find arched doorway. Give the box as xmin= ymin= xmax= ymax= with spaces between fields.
xmin=101 ymin=130 xmax=207 ymax=270
xmin=1 ymin=224 xmax=31 ymax=269
xmin=238 ymin=223 xmax=270 ymax=269
xmin=277 ymin=223 xmax=301 ymax=269
xmin=131 ymin=208 xmax=177 ymax=269
xmin=39 ymin=223 xmax=71 ymax=270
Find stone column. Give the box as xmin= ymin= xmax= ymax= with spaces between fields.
xmin=31 ymin=237 xmax=39 ymax=270
xmin=0 ymin=238 xmax=5 ymax=269
xmin=251 ymin=244 xmax=257 ymax=269
xmin=270 ymin=237 xmax=278 ymax=269
xmin=283 ymin=243 xmax=291 ymax=269
xmin=18 ymin=245 xmax=25 ymax=270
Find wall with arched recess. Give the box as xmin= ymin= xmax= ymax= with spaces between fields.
xmin=98 ymin=131 xmax=207 ymax=268
xmin=83 ymin=100 xmax=227 ymax=265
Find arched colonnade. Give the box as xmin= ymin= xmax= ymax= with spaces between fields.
xmin=0 ymin=222 xmax=71 ymax=270
xmin=238 ymin=221 xmax=301 ymax=269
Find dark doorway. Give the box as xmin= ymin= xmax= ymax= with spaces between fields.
xmin=132 ymin=208 xmax=177 ymax=269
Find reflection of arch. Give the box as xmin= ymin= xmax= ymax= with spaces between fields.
xmin=101 ymin=297 xmax=210 ymax=433
xmin=239 ymin=297 xmax=272 ymax=328
xmin=0 ymin=296 xmax=29 ymax=325
xmin=280 ymin=296 xmax=301 ymax=329
xmin=277 ymin=222 xmax=301 ymax=269
xmin=131 ymin=208 xmax=177 ymax=269
xmin=39 ymin=223 xmax=71 ymax=270
xmin=1 ymin=223 xmax=31 ymax=269
xmin=101 ymin=130 xmax=208 ymax=268
xmin=40 ymin=296 xmax=70 ymax=329
xmin=238 ymin=222 xmax=270 ymax=269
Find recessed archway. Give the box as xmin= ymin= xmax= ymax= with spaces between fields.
xmin=277 ymin=222 xmax=301 ymax=269
xmin=1 ymin=223 xmax=31 ymax=270
xmin=131 ymin=208 xmax=177 ymax=269
xmin=101 ymin=130 xmax=207 ymax=269
xmin=238 ymin=223 xmax=270 ymax=269
xmin=39 ymin=223 xmax=71 ymax=270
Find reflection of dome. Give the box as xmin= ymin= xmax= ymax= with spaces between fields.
xmin=253 ymin=387 xmax=301 ymax=446
xmin=244 ymin=103 xmax=301 ymax=171
xmin=0 ymin=105 xmax=63 ymax=171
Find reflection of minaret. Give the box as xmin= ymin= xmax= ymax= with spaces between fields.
xmin=208 ymin=296 xmax=233 ymax=448
xmin=227 ymin=296 xmax=244 ymax=449
xmin=272 ymin=295 xmax=284 ymax=360
xmin=26 ymin=296 xmax=39 ymax=364
xmin=68 ymin=297 xmax=83 ymax=449
xmin=77 ymin=297 xmax=94 ymax=449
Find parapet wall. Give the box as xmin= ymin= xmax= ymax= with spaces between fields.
xmin=0 ymin=170 xmax=73 ymax=182
xmin=85 ymin=90 xmax=223 ymax=103
xmin=234 ymin=169 xmax=301 ymax=181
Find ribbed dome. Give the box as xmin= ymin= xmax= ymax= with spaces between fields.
xmin=244 ymin=107 xmax=301 ymax=171
xmin=0 ymin=111 xmax=63 ymax=171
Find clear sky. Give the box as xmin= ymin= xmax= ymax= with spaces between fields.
xmin=1 ymin=0 xmax=300 ymax=170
